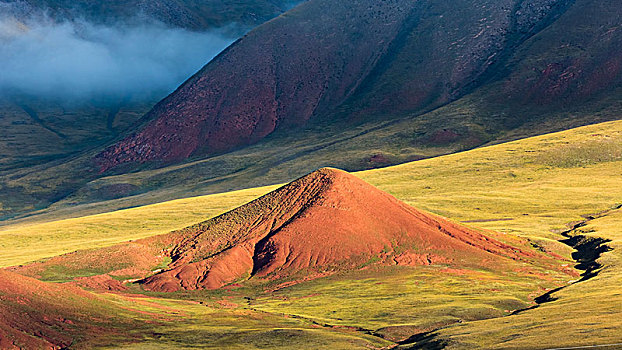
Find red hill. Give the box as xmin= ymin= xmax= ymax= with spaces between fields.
xmin=142 ymin=168 xmax=534 ymax=292
xmin=0 ymin=270 xmax=134 ymax=349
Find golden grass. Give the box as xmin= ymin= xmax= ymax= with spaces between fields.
xmin=0 ymin=185 xmax=278 ymax=267
xmin=2 ymin=120 xmax=622 ymax=268
xmin=97 ymin=293 xmax=392 ymax=350
xmin=2 ymin=120 xmax=622 ymax=348
xmin=427 ymin=209 xmax=622 ymax=349
xmin=359 ymin=120 xmax=622 ymax=241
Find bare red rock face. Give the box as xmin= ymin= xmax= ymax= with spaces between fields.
xmin=95 ymin=0 xmax=417 ymax=170
xmin=141 ymin=168 xmax=534 ymax=292
xmin=95 ymin=0 xmax=583 ymax=171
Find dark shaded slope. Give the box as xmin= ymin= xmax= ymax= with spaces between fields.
xmin=5 ymin=0 xmax=302 ymax=30
xmin=95 ymin=0 xmax=579 ymax=171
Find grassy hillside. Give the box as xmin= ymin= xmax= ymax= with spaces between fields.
xmin=418 ymin=208 xmax=622 ymax=349
xmin=2 ymin=120 xmax=621 ymax=348
xmin=0 ymin=96 xmax=154 ymax=171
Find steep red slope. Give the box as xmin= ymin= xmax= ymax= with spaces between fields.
xmin=142 ymin=168 xmax=534 ymax=292
xmin=96 ymin=0 xmax=579 ymax=171
xmin=95 ymin=0 xmax=416 ymax=170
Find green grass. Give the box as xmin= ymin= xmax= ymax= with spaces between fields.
xmin=360 ymin=120 xmax=622 ymax=243
xmin=249 ymin=266 xmax=556 ymax=333
xmin=97 ymin=294 xmax=392 ymax=350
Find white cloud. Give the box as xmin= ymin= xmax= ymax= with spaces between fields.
xmin=0 ymin=12 xmax=234 ymax=101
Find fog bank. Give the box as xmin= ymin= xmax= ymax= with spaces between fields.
xmin=0 ymin=11 xmax=235 ymax=102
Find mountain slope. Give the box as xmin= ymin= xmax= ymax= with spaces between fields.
xmin=0 ymin=0 xmax=302 ymax=172
xmin=95 ymin=0 xmax=588 ymax=170
xmin=0 ymin=270 xmax=137 ymax=349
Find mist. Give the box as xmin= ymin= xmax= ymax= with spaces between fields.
xmin=0 ymin=12 xmax=236 ymax=102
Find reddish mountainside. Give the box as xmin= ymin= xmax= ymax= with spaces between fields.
xmin=94 ymin=0 xmax=601 ymax=171
xmin=0 ymin=270 xmax=132 ymax=349
xmin=141 ymin=168 xmax=534 ymax=292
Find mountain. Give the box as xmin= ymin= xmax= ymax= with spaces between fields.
xmin=0 ymin=0 xmax=301 ymax=172
xmin=95 ymin=0 xmax=622 ymax=171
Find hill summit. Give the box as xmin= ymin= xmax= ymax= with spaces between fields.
xmin=143 ymin=168 xmax=533 ymax=292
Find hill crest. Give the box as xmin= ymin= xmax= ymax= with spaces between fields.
xmin=142 ymin=168 xmax=534 ymax=291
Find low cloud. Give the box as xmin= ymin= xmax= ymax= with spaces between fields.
xmin=0 ymin=10 xmax=235 ymax=102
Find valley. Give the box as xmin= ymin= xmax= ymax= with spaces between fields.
xmin=1 ymin=0 xmax=621 ymax=348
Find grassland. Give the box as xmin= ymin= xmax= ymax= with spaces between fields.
xmin=1 ymin=119 xmax=621 ymax=348
xmin=0 ymin=185 xmax=278 ymax=267
xmin=418 ymin=208 xmax=622 ymax=349
xmin=360 ymin=119 xmax=622 ymax=241
xmin=98 ymin=293 xmax=392 ymax=350
xmin=4 ymin=120 xmax=621 ymax=268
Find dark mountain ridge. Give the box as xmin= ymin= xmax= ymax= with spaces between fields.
xmin=2 ymin=0 xmax=301 ymax=30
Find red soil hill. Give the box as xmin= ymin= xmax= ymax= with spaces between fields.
xmin=0 ymin=270 xmax=133 ymax=349
xmin=142 ymin=168 xmax=533 ymax=292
